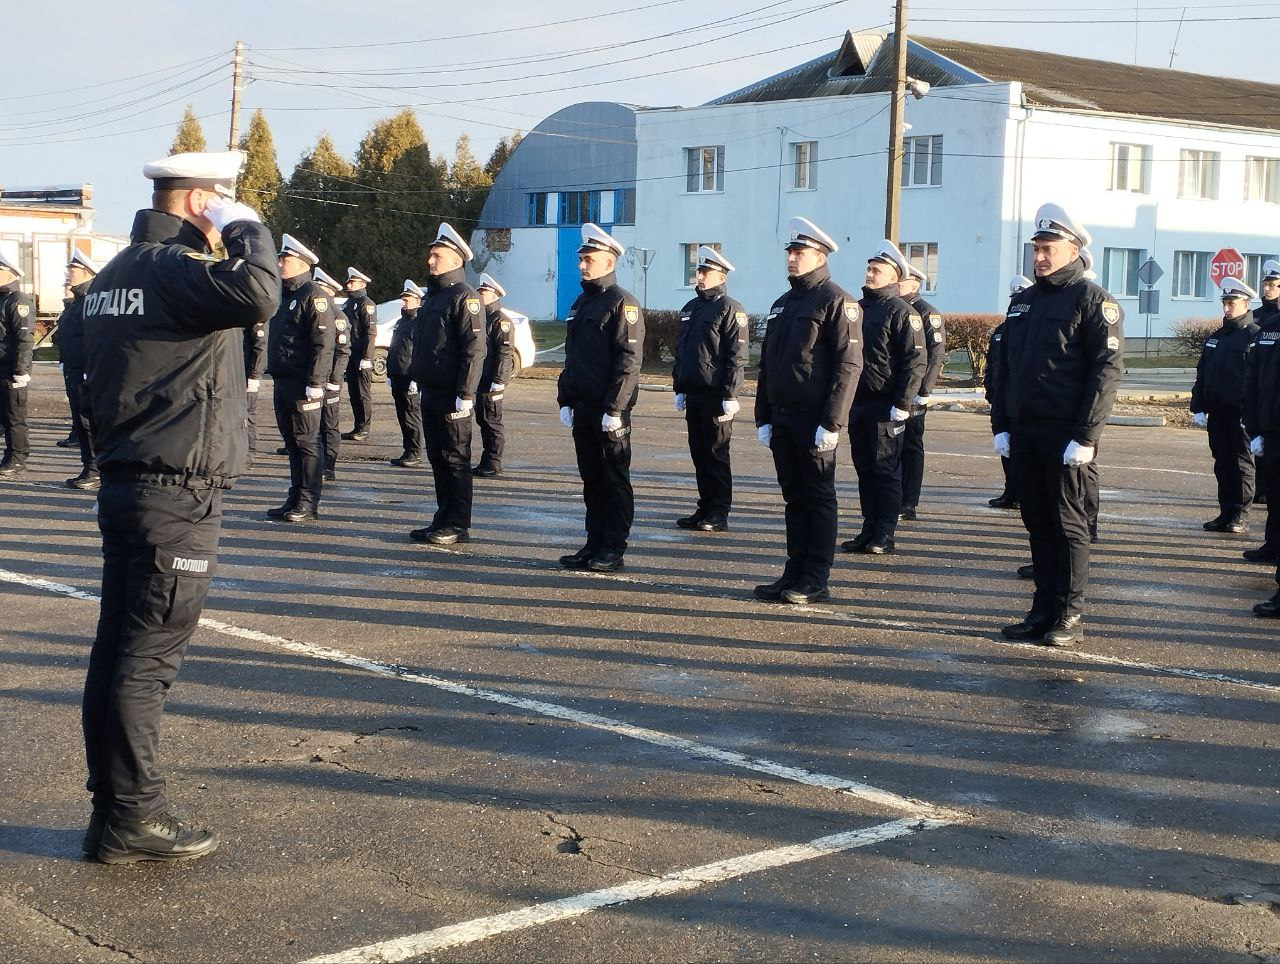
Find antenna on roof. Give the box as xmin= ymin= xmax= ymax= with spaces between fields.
xmin=1168 ymin=6 xmax=1186 ymax=68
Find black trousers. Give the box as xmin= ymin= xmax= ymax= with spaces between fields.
xmin=273 ymin=380 xmax=324 ymax=511
xmin=1259 ymin=436 xmax=1280 ymax=553
xmin=1085 ymin=459 xmax=1100 ymax=536
xmin=389 ymin=375 xmax=423 ymax=457
xmin=84 ymin=481 xmax=221 ymax=822
xmin=1206 ymin=410 xmax=1254 ymax=518
xmin=422 ymin=395 xmax=473 ymax=529
xmin=684 ymin=394 xmax=733 ymax=518
xmin=849 ymin=402 xmax=908 ymax=541
xmin=997 ymin=456 xmax=1015 ymax=499
xmin=901 ymin=406 xmax=928 ymax=508
xmin=770 ymin=410 xmax=838 ymax=588
xmin=65 ymin=369 xmax=95 ymax=468
xmin=475 ymin=391 xmax=506 ymax=470
xmin=0 ymin=374 xmax=29 ymax=461
xmin=1010 ymin=426 xmax=1093 ymax=619
xmin=571 ymin=404 xmax=633 ymax=555
xmin=320 ymin=385 xmax=343 ymax=473
xmin=346 ymin=368 xmax=373 ymax=433
xmin=245 ymin=387 xmax=260 ymax=459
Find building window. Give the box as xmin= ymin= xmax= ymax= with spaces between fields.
xmin=558 ymin=191 xmax=600 ymax=225
xmin=685 ymin=146 xmax=725 ymax=193
xmin=1245 ymin=157 xmax=1280 ymax=203
xmin=1245 ymin=252 xmax=1280 ymax=291
xmin=526 ymin=192 xmax=550 ymax=226
xmin=902 ymin=135 xmax=943 ymax=187
xmin=613 ymin=188 xmax=635 ymax=224
xmin=681 ymin=242 xmax=721 ymax=287
xmin=1110 ymin=143 xmax=1151 ymax=193
xmin=1178 ymin=149 xmax=1220 ymax=200
xmin=792 ymin=141 xmax=818 ymax=190
xmin=902 ymin=242 xmax=937 ymax=292
xmin=1103 ymin=247 xmax=1144 ymax=297
xmin=1172 ymin=250 xmax=1212 ymax=299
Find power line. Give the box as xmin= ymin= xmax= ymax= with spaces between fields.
xmin=914 ymin=12 xmax=1280 ymax=23
xmin=0 ymin=50 xmax=225 ymax=102
xmin=0 ymin=54 xmax=227 ymax=120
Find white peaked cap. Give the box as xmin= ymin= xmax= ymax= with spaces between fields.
xmin=1009 ymin=275 xmax=1033 ymax=294
xmin=476 ymin=273 xmax=506 ymax=298
xmin=313 ymin=267 xmax=342 ymax=291
xmin=431 ymin=222 xmax=474 ymax=262
xmin=1220 ymin=277 xmax=1258 ymax=300
xmin=696 ymin=245 xmax=735 ymax=273
xmin=0 ymin=248 xmax=24 ymax=278
xmin=279 ymin=233 xmax=320 ymax=267
xmin=346 ymin=266 xmax=372 ymax=284
xmin=1031 ymin=202 xmax=1092 ymax=249
xmin=67 ymin=250 xmax=100 ymax=274
xmin=784 ymin=216 xmax=837 ymax=254
xmin=402 ymin=279 xmax=425 ymax=299
xmin=577 ymin=222 xmax=625 ymax=258
xmin=1261 ymin=259 xmax=1280 ymax=281
xmin=868 ymin=239 xmax=911 ymax=280
xmin=143 ymin=150 xmax=244 ymax=197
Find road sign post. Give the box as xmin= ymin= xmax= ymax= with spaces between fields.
xmin=1210 ymin=248 xmax=1245 ymax=288
xmin=1137 ymin=257 xmax=1164 ymax=359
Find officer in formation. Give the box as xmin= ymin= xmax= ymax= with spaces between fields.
xmin=672 ymin=246 xmax=748 ymax=532
xmin=54 ymin=251 xmax=100 ymax=489
xmin=81 ymin=150 xmax=280 ymax=863
xmin=991 ymin=203 xmax=1123 ymax=647
xmin=408 ymin=223 xmax=484 ymax=547
xmin=243 ymin=275 xmax=267 ymax=471
xmin=474 ymin=273 xmax=515 ymax=478
xmin=986 ymin=275 xmax=1032 ymax=510
xmin=1190 ymin=277 xmax=1259 ymax=534
xmin=0 ymin=249 xmax=34 ymax=479
xmin=314 ymin=267 xmax=351 ymax=482
xmin=557 ymin=222 xmax=643 ymax=573
xmin=342 ymin=266 xmax=377 ymax=442
xmin=843 ymin=241 xmax=925 ymax=555
xmin=1253 ymin=260 xmax=1279 ymax=507
xmin=387 ymin=279 xmax=424 ymax=468
xmin=899 ymin=263 xmax=946 ymax=520
xmin=755 ymin=217 xmax=861 ymax=604
xmin=265 ymin=235 xmax=334 ymax=523
xmin=1244 ymin=294 xmax=1280 ymax=571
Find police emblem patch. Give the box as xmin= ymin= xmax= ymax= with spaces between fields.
xmin=314 ymin=298 xmax=328 ymax=312
xmin=929 ymin=313 xmax=942 ymax=328
xmin=909 ymin=315 xmax=922 ymax=331
xmin=624 ymin=305 xmax=639 ymax=324
xmin=735 ymin=311 xmax=748 ymax=327
xmin=465 ymin=298 xmax=480 ymax=315
xmin=500 ymin=320 xmax=511 ymax=332
xmin=1102 ymin=302 xmax=1120 ymax=324
xmin=335 ymin=318 xmax=347 ymax=332
xmin=17 ymin=304 xmax=29 ymax=317
xmin=1106 ymin=336 xmax=1120 ymax=350
xmin=365 ymin=304 xmax=375 ymax=315
xmin=843 ymin=302 xmax=858 ymax=321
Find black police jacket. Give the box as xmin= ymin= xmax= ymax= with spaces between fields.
xmin=410 ymin=267 xmax=485 ymax=401
xmin=672 ymin=284 xmax=748 ymax=399
xmin=905 ymin=292 xmax=947 ymax=397
xmin=1190 ymin=313 xmax=1258 ymax=414
xmin=54 ymin=280 xmax=92 ymax=372
xmin=856 ymin=284 xmax=926 ymax=410
xmin=328 ymin=297 xmax=352 ymax=385
xmin=990 ymin=259 xmax=1124 ymax=446
xmin=557 ymin=271 xmax=644 ymax=416
xmin=0 ymin=282 xmax=35 ymax=375
xmin=387 ymin=307 xmax=416 ymax=380
xmin=481 ymin=304 xmax=515 ymax=391
xmin=1255 ymin=298 xmax=1279 ymax=329
xmin=83 ymin=209 xmax=280 ymax=487
xmin=243 ymin=312 xmax=266 ymax=381
xmin=755 ymin=265 xmax=862 ymax=432
xmin=1245 ymin=319 xmax=1280 ymax=438
xmin=266 ymin=273 xmax=336 ymax=387
xmin=343 ymin=291 xmax=378 ymax=375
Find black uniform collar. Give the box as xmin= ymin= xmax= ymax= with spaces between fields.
xmin=696 ymin=284 xmax=725 ymax=301
xmin=581 ymin=271 xmax=617 ymax=295
xmin=400 ymin=306 xmax=417 ymax=320
xmin=129 ymin=209 xmax=211 ymax=252
xmin=788 ymin=264 xmax=829 ymax=291
xmin=861 ymin=282 xmax=900 ymax=301
xmin=903 ymin=290 xmax=922 ymax=307
xmin=282 ymin=272 xmax=311 ymax=293
xmin=426 ymin=267 xmax=465 ymax=292
xmin=1036 ymin=258 xmax=1085 ymax=290
xmin=1223 ymin=311 xmax=1254 ymax=330
xmin=0 ymin=281 xmax=18 ymax=296
xmin=1263 ymin=297 xmax=1277 ymax=312
xmin=71 ymin=279 xmax=93 ymax=299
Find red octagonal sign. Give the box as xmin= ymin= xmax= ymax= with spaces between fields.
xmin=1210 ymin=248 xmax=1245 ymax=287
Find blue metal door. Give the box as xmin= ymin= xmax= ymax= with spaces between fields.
xmin=556 ymin=226 xmax=581 ymax=319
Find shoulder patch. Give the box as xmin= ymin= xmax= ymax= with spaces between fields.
xmin=735 ymin=310 xmax=748 ymax=327
xmin=909 ymin=314 xmax=922 ymax=332
xmin=929 ymin=313 xmax=942 ymax=328
xmin=465 ymin=298 xmax=480 ymax=315
xmin=624 ymin=304 xmax=640 ymax=324
xmin=335 ymin=317 xmax=347 ymax=332
xmin=843 ymin=301 xmax=859 ymax=322
xmin=314 ymin=297 xmax=328 ymax=313
xmin=1101 ymin=302 xmax=1120 ymax=324
xmin=365 ymin=304 xmax=375 ymax=315
xmin=182 ymin=252 xmax=217 ymax=263
xmin=1106 ymin=335 xmax=1120 ymax=351
xmin=500 ymin=319 xmax=511 ymax=332
xmin=16 ymin=304 xmax=29 ymax=318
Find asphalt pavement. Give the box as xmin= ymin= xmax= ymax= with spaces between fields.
xmin=0 ymin=366 xmax=1276 ymax=963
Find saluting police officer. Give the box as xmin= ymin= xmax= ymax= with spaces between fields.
xmin=55 ymin=251 xmax=101 ymax=489
xmin=1190 ymin=277 xmax=1259 ymax=534
xmin=408 ymin=223 xmax=485 ymax=546
xmin=991 ymin=204 xmax=1123 ymax=647
xmin=899 ymin=262 xmax=945 ymax=520
xmin=986 ymin=275 xmax=1032 ymax=510
xmin=672 ymin=246 xmax=748 ymax=532
xmin=755 ymin=217 xmax=862 ymax=604
xmin=474 ymin=273 xmax=515 ymax=478
xmin=388 ymin=279 xmax=424 ymax=468
xmin=557 ymin=223 xmax=644 ymax=573
xmin=314 ymin=267 xmax=351 ymax=482
xmin=342 ymin=267 xmax=377 ymax=441
xmin=0 ymin=249 xmax=34 ymax=479
xmin=265 ymin=235 xmax=335 ymax=523
xmin=82 ymin=150 xmax=280 ymax=863
xmin=842 ymin=241 xmax=926 ymax=554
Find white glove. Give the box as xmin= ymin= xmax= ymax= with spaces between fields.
xmin=1191 ymin=412 xmax=1207 ymax=429
xmin=324 ymin=382 xmax=341 ymax=393
xmin=889 ymin=406 xmax=911 ymax=422
xmin=455 ymin=396 xmax=474 ymax=417
xmin=913 ymin=394 xmax=930 ymax=407
xmin=246 ymin=378 xmax=260 ymax=393
xmin=722 ymin=398 xmax=740 ymax=418
xmin=304 ymin=385 xmax=325 ymax=401
xmin=489 ymin=382 xmax=505 ymax=393
xmin=409 ymin=382 xmax=418 ymax=395
xmin=814 ymin=426 xmax=840 ymax=452
xmin=59 ymin=363 xmax=64 ymax=373
xmin=993 ymin=432 xmax=1011 ymax=458
xmin=10 ymin=373 xmax=31 ymax=389
xmin=1063 ymin=440 xmax=1095 ymax=466
xmin=560 ymin=406 xmax=574 ymax=429
xmin=757 ymin=425 xmax=772 ymax=449
xmin=359 ymin=359 xmax=373 ymax=371
xmin=203 ymin=196 xmax=261 ymax=231
xmin=602 ymin=413 xmax=623 ymax=432
xmin=1251 ymin=436 xmax=1264 ymax=457
xmin=674 ymin=393 xmax=686 ymax=412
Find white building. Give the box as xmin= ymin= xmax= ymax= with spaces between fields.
xmin=473 ymin=31 xmax=1280 ymax=337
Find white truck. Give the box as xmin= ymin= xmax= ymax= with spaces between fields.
xmin=370 ymin=299 xmax=537 ymax=379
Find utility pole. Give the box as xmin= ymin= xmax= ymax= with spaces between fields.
xmin=883 ymin=0 xmax=908 ymax=240
xmin=228 ymin=41 xmax=245 ymax=150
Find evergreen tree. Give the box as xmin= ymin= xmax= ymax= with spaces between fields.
xmin=484 ymin=130 xmax=523 ymax=179
xmin=446 ymin=133 xmax=493 ymax=231
xmin=236 ymin=109 xmax=284 ymax=234
xmin=278 ymin=133 xmax=355 ymax=255
xmin=169 ymin=105 xmax=207 ymax=154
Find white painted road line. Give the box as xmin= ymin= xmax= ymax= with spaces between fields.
xmin=0 ymin=569 xmax=953 ymax=820
xmin=304 ymin=817 xmax=946 ymax=964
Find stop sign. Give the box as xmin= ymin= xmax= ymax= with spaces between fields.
xmin=1210 ymin=248 xmax=1245 ymax=287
